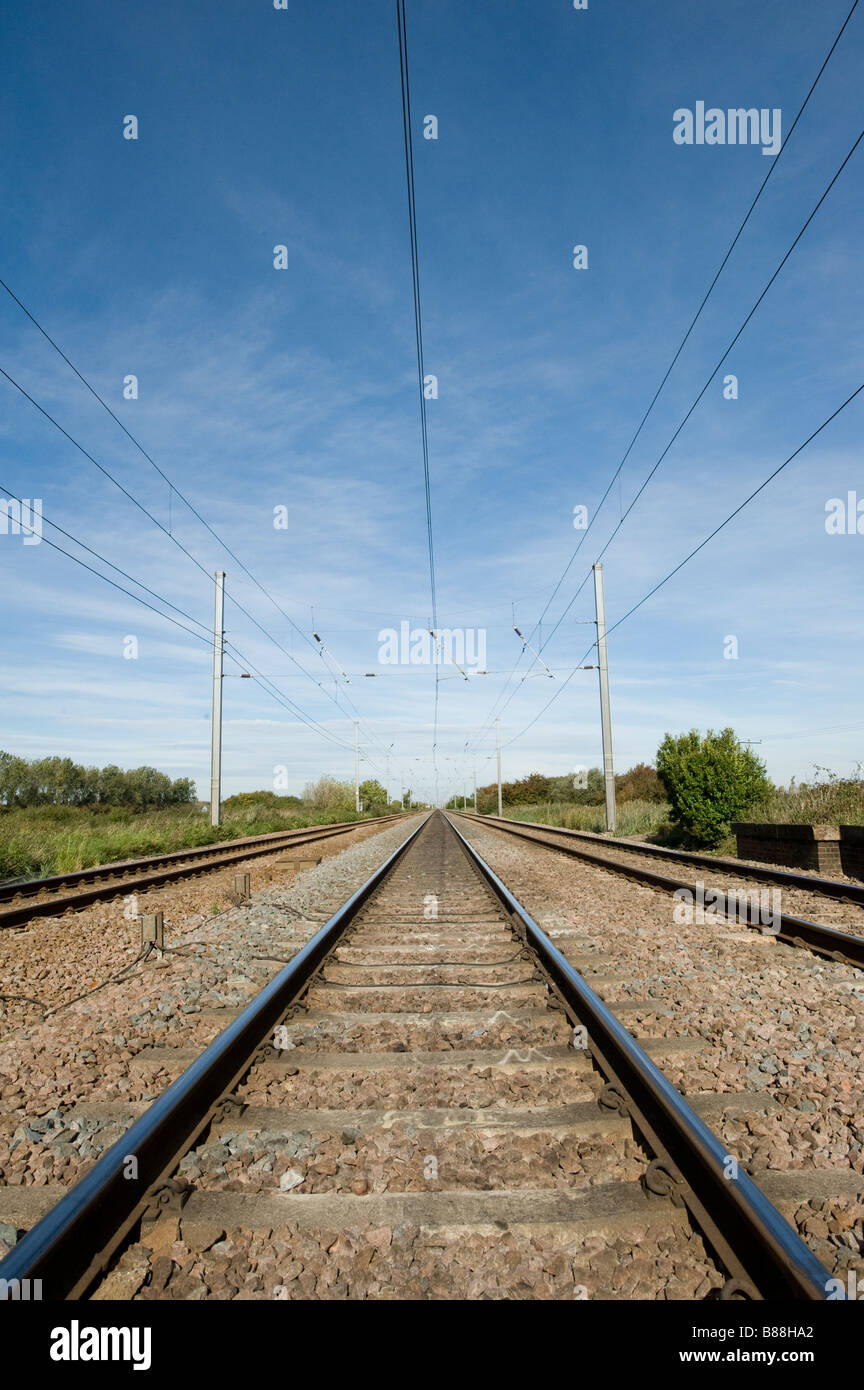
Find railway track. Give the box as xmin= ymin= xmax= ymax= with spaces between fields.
xmin=0 ymin=810 xmax=850 ymax=1301
xmin=457 ymin=813 xmax=864 ymax=970
xmin=474 ymin=814 xmax=864 ymax=907
xmin=0 ymin=813 xmax=408 ymax=931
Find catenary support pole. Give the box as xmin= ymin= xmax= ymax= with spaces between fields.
xmin=593 ymin=561 xmax=616 ymax=833
xmin=209 ymin=571 xmax=226 ymax=828
xmin=496 ymin=717 xmax=503 ymax=818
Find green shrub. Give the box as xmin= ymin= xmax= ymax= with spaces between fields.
xmin=656 ymin=728 xmax=771 ymax=846
xmin=222 ymin=791 xmax=302 ymax=811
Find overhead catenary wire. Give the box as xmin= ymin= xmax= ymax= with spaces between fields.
xmin=603 ymin=382 xmax=864 ymax=637
xmin=0 ymin=280 xmax=369 ymax=684
xmin=537 ymin=125 xmax=864 ymax=645
xmin=467 ymin=120 xmax=864 ymax=754
xmin=0 ymin=482 xmax=370 ymax=756
xmin=396 ymin=0 xmax=440 ymax=758
xmin=0 ymin=308 xmax=394 ymax=763
xmin=462 ymin=0 xmax=862 ymax=754
xmin=0 ymin=483 xmax=213 ymax=641
xmin=0 ymin=361 xmax=391 ymax=760
xmin=502 ymin=382 xmax=864 ymax=748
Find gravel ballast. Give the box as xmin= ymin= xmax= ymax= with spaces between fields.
xmin=0 ymin=816 xmax=423 ymax=1252
xmin=456 ymin=817 xmax=864 ymax=1283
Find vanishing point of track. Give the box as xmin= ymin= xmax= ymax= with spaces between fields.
xmin=0 ymin=811 xmax=841 ymax=1300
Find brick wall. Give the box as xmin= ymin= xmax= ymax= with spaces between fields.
xmin=732 ymin=823 xmax=864 ymax=879
xmin=731 ymin=823 xmax=842 ymax=875
xmin=839 ymin=826 xmax=864 ymax=880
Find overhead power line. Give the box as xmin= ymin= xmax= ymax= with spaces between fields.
xmin=0 ymin=491 xmax=366 ymax=754
xmin=539 ymin=125 xmax=864 ymax=642
xmin=463 ymin=0 xmax=862 ymax=753
xmin=468 ymin=120 xmax=864 ymax=753
xmin=396 ymin=0 xmax=440 ymax=758
xmin=604 ymin=382 xmax=864 ymax=636
xmin=0 ymin=484 xmax=213 ymax=642
xmin=0 ymin=288 xmax=395 ymax=761
xmin=0 ymin=360 xmax=392 ymax=758
xmin=0 ymin=491 xmax=217 ymax=650
xmin=503 ymin=382 xmax=864 ymax=748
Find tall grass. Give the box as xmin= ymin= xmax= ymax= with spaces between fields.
xmin=504 ymin=767 xmax=864 ymax=851
xmin=749 ymin=767 xmax=864 ymax=826
xmin=0 ymin=802 xmax=384 ymax=880
xmin=504 ymin=800 xmax=670 ymax=837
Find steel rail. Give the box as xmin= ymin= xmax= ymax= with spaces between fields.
xmin=446 ymin=815 xmax=830 ymax=1301
xmin=0 ymin=814 xmax=429 ymax=1298
xmin=455 ymin=813 xmax=864 ymax=971
xmin=0 ymin=814 xmax=410 ymax=930
xmin=467 ymin=811 xmax=864 ymax=906
xmin=0 ymin=813 xmax=409 ymax=901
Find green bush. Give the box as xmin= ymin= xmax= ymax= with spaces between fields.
xmin=656 ymin=728 xmax=772 ymax=846
xmin=222 ymin=791 xmax=302 ymax=811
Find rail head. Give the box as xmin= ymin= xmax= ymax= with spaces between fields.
xmin=0 ymin=811 xmax=412 ymax=901
xmin=0 ymin=813 xmax=430 ymax=1299
xmin=462 ymin=810 xmax=864 ymax=907
xmin=454 ymin=812 xmax=864 ymax=971
xmin=445 ymin=813 xmax=832 ymax=1301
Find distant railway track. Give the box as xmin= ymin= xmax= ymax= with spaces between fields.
xmin=455 ymin=813 xmax=864 ymax=972
xmin=0 ymin=811 xmax=842 ymax=1300
xmin=0 ymin=814 xmax=409 ymax=931
xmin=467 ymin=813 xmax=864 ymax=904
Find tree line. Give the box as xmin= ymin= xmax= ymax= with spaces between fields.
xmin=0 ymin=751 xmax=196 ymax=808
xmin=466 ymin=731 xmax=771 ymax=846
xmin=470 ymin=763 xmax=666 ymax=814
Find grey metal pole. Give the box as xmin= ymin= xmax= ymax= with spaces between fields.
xmin=209 ymin=571 xmax=226 ymax=828
xmin=353 ymin=720 xmax=360 ymax=813
xmin=593 ymin=561 xmax=616 ymax=833
xmin=496 ymin=717 xmax=503 ymax=817
xmin=473 ymin=761 xmax=477 ymax=812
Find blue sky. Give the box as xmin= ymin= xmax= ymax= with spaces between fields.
xmin=0 ymin=0 xmax=862 ymax=805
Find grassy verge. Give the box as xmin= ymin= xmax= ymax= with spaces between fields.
xmin=0 ymin=803 xmax=395 ymax=880
xmin=501 ymin=800 xmax=671 ymax=838
xmin=749 ymin=770 xmax=864 ymax=826
xmin=501 ymin=769 xmax=864 ymax=854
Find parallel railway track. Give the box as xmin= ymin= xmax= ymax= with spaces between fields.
xmin=0 ymin=810 xmax=851 ymax=1301
xmin=457 ymin=813 xmax=864 ymax=971
xmin=472 ymin=814 xmax=864 ymax=907
xmin=0 ymin=813 xmax=409 ymax=931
